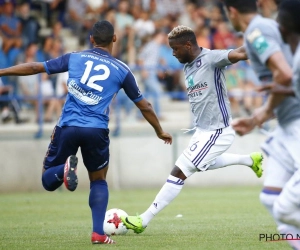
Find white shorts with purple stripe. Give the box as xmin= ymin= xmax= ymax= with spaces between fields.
xmin=175 ymin=126 xmax=235 ymax=178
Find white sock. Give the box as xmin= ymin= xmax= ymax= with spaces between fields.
xmin=207 ymin=153 xmax=253 ymax=170
xmin=140 ymin=175 xmax=184 ymax=227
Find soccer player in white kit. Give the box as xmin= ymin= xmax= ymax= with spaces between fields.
xmin=223 ymin=0 xmax=300 ymax=248
xmin=120 ymin=25 xmax=263 ymax=234
xmin=254 ymin=0 xmax=300 ymax=241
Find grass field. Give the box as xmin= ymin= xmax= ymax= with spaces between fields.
xmin=0 ymin=186 xmax=290 ymax=250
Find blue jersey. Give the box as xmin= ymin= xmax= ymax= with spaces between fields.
xmin=43 ymin=48 xmax=143 ymax=128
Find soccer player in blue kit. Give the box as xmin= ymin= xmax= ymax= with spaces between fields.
xmin=0 ymin=20 xmax=172 ymax=244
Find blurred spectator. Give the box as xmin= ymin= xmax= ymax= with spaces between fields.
xmin=17 ymin=1 xmax=40 ymax=48
xmin=86 ymin=0 xmax=107 ymax=16
xmin=133 ymin=10 xmax=155 ymax=41
xmin=40 ymin=72 xmax=61 ymax=122
xmin=16 ymin=43 xmax=60 ymax=122
xmin=115 ymin=0 xmax=134 ymax=31
xmin=147 ymin=0 xmax=164 ymax=29
xmin=118 ymin=26 xmax=137 ymax=67
xmin=55 ymin=71 xmax=68 ymax=100
xmin=257 ymin=0 xmax=278 ymax=19
xmin=155 ymin=0 xmax=185 ymax=18
xmin=225 ymin=62 xmax=245 ymax=117
xmin=49 ymin=37 xmax=64 ymax=59
xmin=0 ymin=0 xmax=22 ymax=54
xmin=113 ymin=1 xmax=134 ymax=60
xmin=196 ymin=26 xmax=211 ymax=49
xmin=53 ymin=71 xmax=68 ymax=120
xmin=158 ymin=32 xmax=185 ymax=100
xmin=49 ymin=0 xmax=67 ymax=26
xmin=212 ymin=21 xmax=235 ymax=49
xmin=36 ymin=36 xmax=53 ymax=62
xmin=107 ymin=0 xmax=120 ymax=9
xmin=137 ymin=30 xmax=165 ymax=119
xmin=65 ymin=0 xmax=93 ymax=46
xmin=0 ymin=77 xmax=22 ymax=123
xmin=178 ymin=2 xmax=197 ymax=30
xmin=30 ymin=0 xmax=67 ymax=27
xmin=111 ymin=89 xmax=134 ymax=136
xmin=50 ymin=21 xmax=63 ymax=40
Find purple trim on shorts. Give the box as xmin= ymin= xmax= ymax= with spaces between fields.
xmin=192 ymin=129 xmax=222 ymax=167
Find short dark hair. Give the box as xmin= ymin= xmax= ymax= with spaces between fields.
xmin=278 ymin=0 xmax=300 ymax=34
xmin=91 ymin=20 xmax=114 ymax=46
xmin=222 ymin=0 xmax=257 ymax=13
xmin=168 ymin=25 xmax=197 ymax=45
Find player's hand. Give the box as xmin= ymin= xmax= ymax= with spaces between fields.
xmin=231 ymin=117 xmax=256 ymax=136
xmin=253 ymin=106 xmax=274 ymax=127
xmin=157 ymin=132 xmax=172 ymax=144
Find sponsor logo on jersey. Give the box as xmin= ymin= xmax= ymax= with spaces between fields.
xmin=247 ymin=28 xmax=269 ymax=54
xmin=68 ymin=80 xmax=103 ymax=105
xmin=252 ymin=36 xmax=269 ymax=54
xmin=246 ymin=28 xmax=262 ymax=43
xmin=187 ymin=75 xmax=194 ymax=87
xmin=187 ymin=82 xmax=208 ymax=98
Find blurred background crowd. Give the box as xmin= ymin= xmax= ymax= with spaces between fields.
xmin=0 ymin=0 xmax=276 ymax=134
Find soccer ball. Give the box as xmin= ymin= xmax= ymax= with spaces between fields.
xmin=103 ymin=208 xmax=129 ymax=236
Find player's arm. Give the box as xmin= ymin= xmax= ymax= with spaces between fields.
xmin=122 ymin=71 xmax=172 ymax=144
xmin=134 ymin=98 xmax=172 ymax=144
xmin=0 ymin=62 xmax=45 ymax=76
xmin=255 ymin=51 xmax=293 ymax=124
xmin=266 ymin=52 xmax=292 ymax=86
xmin=228 ymin=46 xmax=248 ymax=63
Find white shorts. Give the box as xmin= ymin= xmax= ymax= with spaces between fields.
xmin=261 ymin=119 xmax=300 ymax=174
xmin=175 ymin=126 xmax=235 ymax=177
xmin=263 ymin=156 xmax=293 ymax=188
xmin=274 ymin=168 xmax=300 ymax=223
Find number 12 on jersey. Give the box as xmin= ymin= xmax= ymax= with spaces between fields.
xmin=80 ymin=60 xmax=111 ymax=92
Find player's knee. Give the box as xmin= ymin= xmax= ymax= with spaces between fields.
xmin=175 ymin=154 xmax=196 ymax=179
xmin=41 ymin=173 xmax=58 ymax=192
xmin=170 ymin=166 xmax=187 ymax=180
xmin=41 ymin=180 xmax=57 ymax=191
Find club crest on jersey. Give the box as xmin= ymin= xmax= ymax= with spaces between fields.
xmin=187 ymin=75 xmax=194 ymax=87
xmin=196 ymin=59 xmax=201 ymax=68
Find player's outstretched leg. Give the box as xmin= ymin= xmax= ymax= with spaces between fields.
xmin=120 ymin=215 xmax=145 ymax=234
xmin=91 ymin=232 xmax=116 ymax=244
xmin=250 ymin=152 xmax=263 ymax=178
xmin=64 ymin=155 xmax=78 ymax=191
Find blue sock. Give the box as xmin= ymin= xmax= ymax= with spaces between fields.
xmin=89 ymin=180 xmax=109 ymax=235
xmin=42 ymin=164 xmax=64 ymax=191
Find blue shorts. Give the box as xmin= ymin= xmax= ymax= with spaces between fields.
xmin=43 ymin=126 xmax=110 ymax=172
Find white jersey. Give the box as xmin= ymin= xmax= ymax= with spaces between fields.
xmin=293 ymin=43 xmax=300 ymax=100
xmin=183 ymin=48 xmax=233 ymax=131
xmin=244 ymin=15 xmax=300 ymax=127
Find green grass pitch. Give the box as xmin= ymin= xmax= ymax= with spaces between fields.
xmin=0 ymin=186 xmax=290 ymax=250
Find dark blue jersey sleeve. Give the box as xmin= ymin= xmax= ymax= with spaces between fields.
xmin=122 ymin=71 xmax=143 ymax=102
xmin=43 ymin=53 xmax=71 ymax=75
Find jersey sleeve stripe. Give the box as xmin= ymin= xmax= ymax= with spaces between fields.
xmin=214 ymin=68 xmax=229 ymax=126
